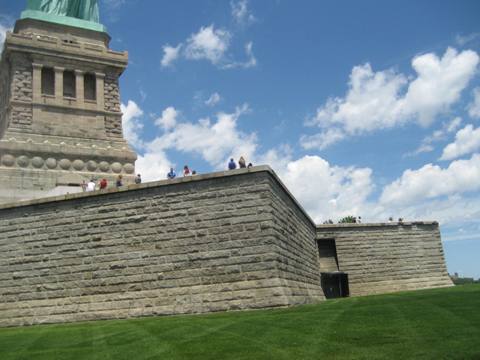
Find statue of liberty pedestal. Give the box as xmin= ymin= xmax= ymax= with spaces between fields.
xmin=22 ymin=0 xmax=105 ymax=32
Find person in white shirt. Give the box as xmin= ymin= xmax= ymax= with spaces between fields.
xmin=86 ymin=179 xmax=96 ymax=192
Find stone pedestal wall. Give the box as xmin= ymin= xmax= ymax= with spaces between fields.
xmin=0 ymin=167 xmax=453 ymax=328
xmin=0 ymin=168 xmax=324 ymax=327
xmin=316 ymin=223 xmax=453 ymax=296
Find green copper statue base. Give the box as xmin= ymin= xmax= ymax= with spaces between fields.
xmin=20 ymin=9 xmax=106 ymax=32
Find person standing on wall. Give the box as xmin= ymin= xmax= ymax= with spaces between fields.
xmin=86 ymin=179 xmax=96 ymax=192
xmin=116 ymin=175 xmax=123 ymax=188
xmin=167 ymin=167 xmax=176 ymax=179
xmin=99 ymin=178 xmax=108 ymax=190
xmin=238 ymin=156 xmax=246 ymax=168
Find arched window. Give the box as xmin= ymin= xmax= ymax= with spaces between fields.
xmin=84 ymin=73 xmax=96 ymax=101
xmin=63 ymin=70 xmax=76 ymax=98
xmin=41 ymin=67 xmax=55 ymax=96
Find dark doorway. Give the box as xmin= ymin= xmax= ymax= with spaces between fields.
xmin=321 ymin=272 xmax=349 ymax=299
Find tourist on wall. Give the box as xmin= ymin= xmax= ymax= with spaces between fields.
xmin=135 ymin=174 xmax=142 ymax=184
xmin=81 ymin=180 xmax=87 ymax=192
xmin=99 ymin=178 xmax=108 ymax=190
xmin=238 ymin=156 xmax=246 ymax=168
xmin=228 ymin=158 xmax=237 ymax=170
xmin=183 ymin=165 xmax=191 ymax=176
xmin=86 ymin=179 xmax=96 ymax=192
xmin=116 ymin=175 xmax=123 ymax=187
xmin=247 ymin=163 xmax=253 ymax=168
xmin=167 ymin=168 xmax=176 ymax=179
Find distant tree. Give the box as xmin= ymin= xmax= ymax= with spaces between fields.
xmin=323 ymin=219 xmax=334 ymax=224
xmin=338 ymin=216 xmax=357 ymax=224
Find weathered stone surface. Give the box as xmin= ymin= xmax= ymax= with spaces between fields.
xmin=0 ymin=19 xmax=137 ymax=204
xmin=316 ymin=223 xmax=453 ymax=296
xmin=0 ymin=167 xmax=452 ymax=328
xmin=0 ymin=168 xmax=325 ymax=327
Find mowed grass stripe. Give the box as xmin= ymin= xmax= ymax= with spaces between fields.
xmin=0 ymin=285 xmax=479 ymax=360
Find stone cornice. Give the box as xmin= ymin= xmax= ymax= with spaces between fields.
xmin=5 ymin=32 xmax=128 ymax=69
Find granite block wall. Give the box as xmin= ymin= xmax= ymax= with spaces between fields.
xmin=0 ymin=168 xmax=323 ymax=327
xmin=316 ymin=223 xmax=453 ymax=296
xmin=268 ymin=176 xmax=325 ymax=304
xmin=0 ymin=167 xmax=453 ymax=328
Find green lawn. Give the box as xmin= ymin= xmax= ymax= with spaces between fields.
xmin=1 ymin=285 xmax=480 ymax=360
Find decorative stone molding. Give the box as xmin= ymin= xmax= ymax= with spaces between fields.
xmin=0 ymin=154 xmax=133 ymax=174
xmin=16 ymin=156 xmax=30 ymax=168
xmin=59 ymin=159 xmax=72 ymax=170
xmin=45 ymin=158 xmax=57 ymax=169
xmin=31 ymin=156 xmax=44 ymax=168
xmin=1 ymin=154 xmax=15 ymax=167
xmin=72 ymin=159 xmax=85 ymax=171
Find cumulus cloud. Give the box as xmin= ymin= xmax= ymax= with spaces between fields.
xmin=276 ymin=156 xmax=374 ymax=223
xmin=303 ymin=48 xmax=479 ymax=149
xmin=160 ymin=21 xmax=257 ymax=69
xmin=380 ymin=154 xmax=480 ymax=206
xmin=468 ymin=87 xmax=480 ymax=119
xmin=231 ymin=0 xmax=256 ymax=26
xmin=184 ymin=25 xmax=231 ymax=65
xmin=440 ymin=124 xmax=480 ymax=160
xmin=405 ymin=117 xmax=462 ymax=157
xmin=205 ymin=92 xmax=222 ymax=107
xmin=121 ymin=100 xmax=144 ymax=149
xmin=161 ymin=44 xmax=182 ymax=68
xmin=130 ymin=104 xmax=256 ymax=182
xmin=135 ymin=151 xmax=171 ymax=182
xmin=150 ymin=104 xmax=256 ymax=169
xmin=155 ymin=106 xmax=179 ymax=130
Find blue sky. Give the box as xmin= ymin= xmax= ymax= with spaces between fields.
xmin=1 ymin=0 xmax=480 ymax=278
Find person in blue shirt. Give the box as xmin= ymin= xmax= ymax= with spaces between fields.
xmin=167 ymin=167 xmax=176 ymax=179
xmin=228 ymin=158 xmax=237 ymax=170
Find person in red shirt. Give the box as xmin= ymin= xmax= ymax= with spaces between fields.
xmin=99 ymin=178 xmax=108 ymax=190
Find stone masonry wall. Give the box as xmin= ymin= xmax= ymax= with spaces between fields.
xmin=0 ymin=168 xmax=322 ymax=327
xmin=9 ymin=57 xmax=33 ymax=129
xmin=268 ymin=176 xmax=325 ymax=304
xmin=316 ymin=223 xmax=453 ymax=296
xmin=0 ymin=56 xmax=11 ymax=137
xmin=104 ymin=73 xmax=120 ymax=113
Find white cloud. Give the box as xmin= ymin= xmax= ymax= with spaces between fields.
xmin=161 ymin=22 xmax=257 ymax=69
xmin=121 ymin=100 xmax=144 ymax=149
xmin=184 ymin=25 xmax=231 ymax=65
xmin=135 ymin=151 xmax=171 ymax=182
xmin=150 ymin=104 xmax=256 ymax=169
xmin=231 ymin=0 xmax=256 ymax=26
xmin=380 ymin=154 xmax=480 ymax=206
xmin=405 ymin=117 xmax=462 ymax=157
xmin=401 ymin=48 xmax=479 ymax=126
xmin=300 ymin=128 xmax=346 ymax=151
xmin=155 ymin=106 xmax=179 ymax=130
xmin=304 ymin=48 xmax=479 ymax=149
xmin=161 ymin=44 xmax=182 ymax=68
xmin=277 ymin=156 xmax=374 ymax=223
xmin=440 ymin=124 xmax=480 ymax=160
xmin=205 ymin=92 xmax=222 ymax=107
xmin=468 ymin=87 xmax=480 ymax=119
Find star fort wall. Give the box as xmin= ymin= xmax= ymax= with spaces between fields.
xmin=0 ymin=168 xmax=452 ymax=327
